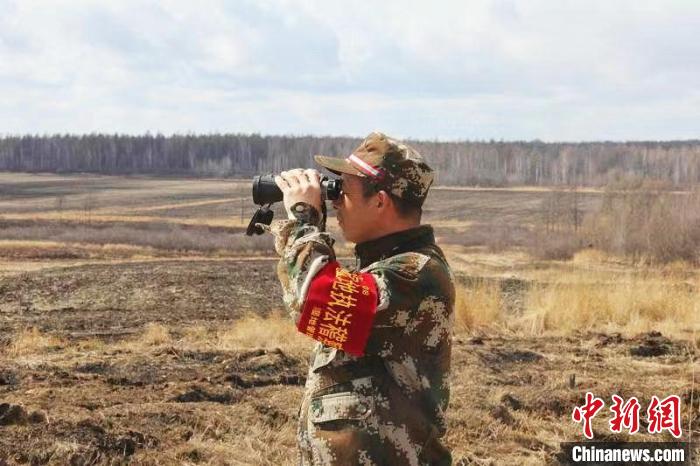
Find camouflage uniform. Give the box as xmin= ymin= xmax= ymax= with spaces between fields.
xmin=269 ymin=133 xmax=454 ymax=465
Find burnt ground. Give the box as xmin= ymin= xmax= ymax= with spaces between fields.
xmin=0 ymin=260 xmax=698 ymax=465
xmin=0 ymin=259 xmax=282 ymax=340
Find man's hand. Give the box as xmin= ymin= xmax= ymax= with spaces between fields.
xmin=275 ymin=169 xmax=322 ymax=220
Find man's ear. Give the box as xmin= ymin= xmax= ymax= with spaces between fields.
xmin=376 ymin=190 xmax=390 ymax=209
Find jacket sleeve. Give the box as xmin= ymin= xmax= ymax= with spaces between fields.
xmin=361 ymin=253 xmax=454 ymax=358
xmin=268 ymin=218 xmax=336 ymax=326
xmin=362 ymin=254 xmax=454 ymax=437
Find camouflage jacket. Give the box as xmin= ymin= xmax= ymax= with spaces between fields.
xmin=271 ymin=215 xmax=454 ymax=466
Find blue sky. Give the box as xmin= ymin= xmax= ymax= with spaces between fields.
xmin=0 ymin=0 xmax=698 ymax=141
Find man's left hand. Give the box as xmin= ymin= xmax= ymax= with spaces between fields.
xmin=275 ymin=169 xmax=322 ymax=219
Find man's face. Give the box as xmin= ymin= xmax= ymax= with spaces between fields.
xmin=332 ymin=174 xmax=378 ymax=244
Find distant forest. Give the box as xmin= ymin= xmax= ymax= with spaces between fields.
xmin=1 ymin=134 xmax=699 ymax=187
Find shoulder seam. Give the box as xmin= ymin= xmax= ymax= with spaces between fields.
xmin=361 ymin=252 xmax=431 ymax=275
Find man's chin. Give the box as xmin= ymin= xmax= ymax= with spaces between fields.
xmin=337 ymin=221 xmax=353 ymax=242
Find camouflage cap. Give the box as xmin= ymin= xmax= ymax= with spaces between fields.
xmin=314 ymin=132 xmax=434 ymax=207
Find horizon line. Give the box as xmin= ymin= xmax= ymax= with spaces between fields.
xmin=1 ymin=132 xmax=699 ymax=145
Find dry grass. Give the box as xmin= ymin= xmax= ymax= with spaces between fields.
xmin=112 ymin=198 xmax=242 ymax=214
xmin=0 ymin=211 xmax=245 ymax=228
xmin=7 ymin=327 xmax=63 ymax=356
xmin=517 ymin=275 xmax=698 ymax=337
xmin=571 ymin=248 xmax=616 ymax=265
xmin=0 ymin=239 xmax=161 ymax=260
xmin=455 ymin=280 xmax=504 ymax=332
xmin=0 ymin=225 xmax=273 ymax=257
xmin=179 ymin=325 xmax=211 ymax=344
xmin=582 ymin=186 xmax=700 ymax=264
xmin=0 ymin=173 xmax=272 ymax=258
xmin=455 ymin=272 xmax=700 ymax=338
xmin=141 ymin=314 xmax=315 ymax=358
xmin=140 ymin=323 xmax=172 ymax=346
xmin=170 ymin=417 xmax=298 ymax=465
xmin=215 ymin=312 xmax=313 ymax=358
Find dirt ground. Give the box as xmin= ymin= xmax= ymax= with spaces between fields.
xmin=0 ymin=259 xmax=697 ymax=465
xmin=0 ymin=173 xmax=697 ymax=464
xmin=0 ymin=259 xmax=281 ymax=339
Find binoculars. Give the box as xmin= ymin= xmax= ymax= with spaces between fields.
xmin=246 ymin=174 xmax=342 ymax=236
xmin=251 ymin=174 xmax=342 ymax=205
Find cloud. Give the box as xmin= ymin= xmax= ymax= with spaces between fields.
xmin=0 ymin=0 xmax=698 ymax=140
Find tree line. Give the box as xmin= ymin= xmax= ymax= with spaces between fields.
xmin=1 ymin=134 xmax=699 ymax=187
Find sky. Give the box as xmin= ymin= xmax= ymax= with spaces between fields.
xmin=0 ymin=0 xmax=698 ymax=141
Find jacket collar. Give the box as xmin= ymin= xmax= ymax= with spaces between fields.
xmin=355 ymin=225 xmax=435 ymax=269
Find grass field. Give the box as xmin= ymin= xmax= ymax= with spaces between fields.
xmin=0 ymin=172 xmax=697 ymax=464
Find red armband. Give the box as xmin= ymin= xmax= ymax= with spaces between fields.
xmin=296 ymin=261 xmax=378 ymax=356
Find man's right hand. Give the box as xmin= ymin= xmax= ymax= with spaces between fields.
xmin=275 ymin=169 xmax=322 ymax=220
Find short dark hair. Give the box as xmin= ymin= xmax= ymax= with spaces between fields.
xmin=359 ymin=177 xmax=422 ymax=220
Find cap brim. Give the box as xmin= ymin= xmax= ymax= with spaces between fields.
xmin=314 ymin=155 xmax=364 ymax=177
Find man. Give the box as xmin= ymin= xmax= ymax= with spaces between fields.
xmin=268 ymin=132 xmax=454 ymax=465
